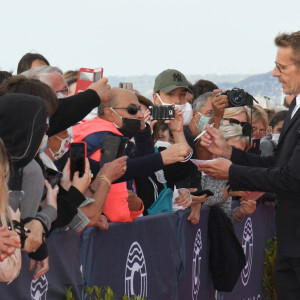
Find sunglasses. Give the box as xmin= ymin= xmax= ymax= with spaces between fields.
xmin=223 ymin=118 xmax=253 ymax=139
xmin=223 ymin=118 xmax=247 ymax=127
xmin=112 ymin=104 xmax=142 ymax=115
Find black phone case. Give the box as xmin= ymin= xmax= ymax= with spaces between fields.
xmin=149 ymin=105 xmax=175 ymax=120
xmin=99 ymin=135 xmax=128 ymax=168
xmin=42 ymin=168 xmax=63 ymax=200
xmin=191 ymin=189 xmax=214 ymax=197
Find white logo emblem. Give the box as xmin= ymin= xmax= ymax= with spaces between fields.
xmin=125 ymin=242 xmax=147 ymax=298
xmin=192 ymin=229 xmax=202 ymax=300
xmin=31 ymin=275 xmax=48 ymax=300
xmin=241 ymin=217 xmax=254 ymax=286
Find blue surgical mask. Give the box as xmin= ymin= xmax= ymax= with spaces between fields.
xmin=39 ymin=135 xmax=48 ymax=154
xmin=197 ymin=112 xmax=211 ymax=131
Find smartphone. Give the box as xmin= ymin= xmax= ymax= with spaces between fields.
xmin=117 ymin=137 xmax=128 ymax=158
xmin=8 ymin=191 xmax=24 ymax=212
xmin=248 ymin=138 xmax=261 ymax=155
xmin=93 ymin=67 xmax=104 ymax=82
xmin=70 ymin=142 xmax=87 ymax=180
xmin=42 ymin=168 xmax=63 ymax=200
xmin=75 ymin=67 xmax=104 ymax=94
xmin=99 ymin=135 xmax=128 ymax=168
xmin=149 ymin=105 xmax=175 ymax=120
xmin=119 ymin=82 xmax=133 ymax=91
xmin=190 ymin=189 xmax=214 ymax=197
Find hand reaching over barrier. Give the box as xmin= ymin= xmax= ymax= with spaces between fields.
xmin=29 ymin=257 xmax=49 ymax=280
xmin=0 ymin=226 xmax=21 ymax=262
xmin=72 ymin=158 xmax=92 ymax=195
xmin=160 ymin=143 xmax=192 ymax=165
xmin=99 ymin=156 xmax=128 ymax=184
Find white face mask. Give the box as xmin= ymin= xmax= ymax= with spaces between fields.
xmin=272 ymin=133 xmax=280 ymax=145
xmin=176 ymin=102 xmax=193 ymax=125
xmin=156 ymin=93 xmax=193 ymax=125
xmin=155 ymin=141 xmax=172 ymax=149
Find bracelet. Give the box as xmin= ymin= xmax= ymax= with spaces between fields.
xmin=98 ymin=175 xmax=112 ymax=189
xmin=182 ymin=188 xmax=193 ymax=206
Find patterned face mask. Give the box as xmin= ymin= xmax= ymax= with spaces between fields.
xmin=49 ymin=134 xmax=71 ymax=160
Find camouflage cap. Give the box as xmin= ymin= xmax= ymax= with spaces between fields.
xmin=153 ymin=69 xmax=192 ymax=93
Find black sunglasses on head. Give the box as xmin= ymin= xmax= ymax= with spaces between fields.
xmin=112 ymin=104 xmax=142 ymax=115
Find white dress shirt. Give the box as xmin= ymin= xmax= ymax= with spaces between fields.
xmin=291 ymin=94 xmax=300 ymax=119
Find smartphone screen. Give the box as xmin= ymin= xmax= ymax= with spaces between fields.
xmin=70 ymin=142 xmax=86 ymax=180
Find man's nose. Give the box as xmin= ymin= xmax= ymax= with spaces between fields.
xmin=272 ymin=66 xmax=280 ymax=77
xmin=174 ymin=94 xmax=182 ymax=105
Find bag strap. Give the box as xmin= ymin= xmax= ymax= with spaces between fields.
xmin=154 ymin=146 xmax=167 ymax=189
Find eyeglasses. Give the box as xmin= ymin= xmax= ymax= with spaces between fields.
xmin=112 ymin=104 xmax=142 ymax=115
xmin=274 ymin=61 xmax=300 ymax=73
xmin=252 ymin=128 xmax=266 ymax=135
xmin=55 ymin=87 xmax=69 ymax=96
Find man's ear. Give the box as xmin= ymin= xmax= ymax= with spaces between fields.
xmin=267 ymin=125 xmax=273 ymax=134
xmin=104 ymin=107 xmax=114 ymax=121
xmin=153 ymin=92 xmax=161 ymax=106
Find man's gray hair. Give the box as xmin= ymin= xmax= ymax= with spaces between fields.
xmin=21 ymin=66 xmax=63 ymax=81
xmin=193 ymin=92 xmax=212 ymax=111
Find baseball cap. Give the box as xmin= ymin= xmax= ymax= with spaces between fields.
xmin=154 ymin=69 xmax=192 ymax=93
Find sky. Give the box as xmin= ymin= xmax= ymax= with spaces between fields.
xmin=1 ymin=0 xmax=300 ymax=77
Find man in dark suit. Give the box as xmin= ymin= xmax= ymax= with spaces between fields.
xmin=197 ymin=31 xmax=300 ymax=299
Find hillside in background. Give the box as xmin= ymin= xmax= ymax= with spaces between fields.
xmin=109 ymin=71 xmax=283 ymax=104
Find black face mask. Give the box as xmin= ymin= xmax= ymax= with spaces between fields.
xmin=117 ymin=118 xmax=141 ymax=139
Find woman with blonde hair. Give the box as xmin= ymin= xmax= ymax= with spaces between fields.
xmin=0 ymin=138 xmax=22 ymax=283
xmin=223 ymin=106 xmax=249 ymax=124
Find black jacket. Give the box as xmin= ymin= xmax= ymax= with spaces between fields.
xmin=228 ymin=98 xmax=300 ymax=257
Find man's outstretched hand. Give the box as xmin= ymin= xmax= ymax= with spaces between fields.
xmin=200 ymin=125 xmax=232 ymax=159
xmin=197 ymin=157 xmax=232 ymax=180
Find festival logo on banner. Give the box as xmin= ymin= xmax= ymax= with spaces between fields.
xmin=125 ymin=242 xmax=147 ymax=299
xmin=31 ymin=275 xmax=48 ymax=300
xmin=241 ymin=217 xmax=254 ymax=286
xmin=192 ymin=229 xmax=202 ymax=300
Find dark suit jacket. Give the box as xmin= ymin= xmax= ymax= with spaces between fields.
xmin=228 ymin=98 xmax=300 ymax=257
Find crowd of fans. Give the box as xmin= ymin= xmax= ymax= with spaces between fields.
xmin=0 ymin=52 xmax=288 ymax=284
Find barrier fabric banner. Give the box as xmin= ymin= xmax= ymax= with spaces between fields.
xmin=177 ymin=207 xmax=215 ymax=300
xmin=0 ymin=230 xmax=83 ymax=300
xmin=222 ymin=201 xmax=276 ymax=300
xmin=80 ymin=212 xmax=182 ymax=299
